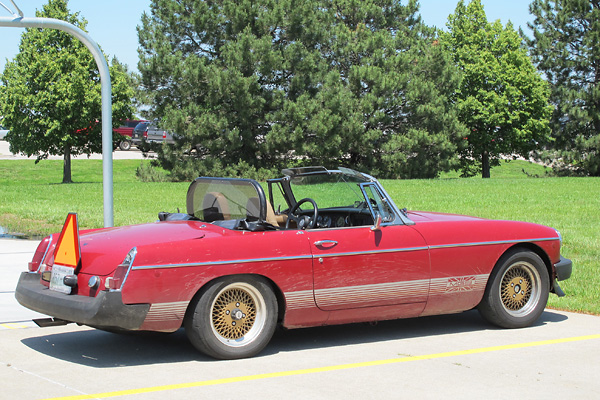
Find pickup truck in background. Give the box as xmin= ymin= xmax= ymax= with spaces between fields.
xmin=114 ymin=119 xmax=148 ymax=150
xmin=131 ymin=120 xmax=176 ymax=151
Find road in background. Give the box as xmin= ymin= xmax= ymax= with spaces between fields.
xmin=0 ymin=139 xmax=149 ymax=160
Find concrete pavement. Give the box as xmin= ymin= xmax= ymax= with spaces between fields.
xmin=1 ymin=237 xmax=600 ymax=399
xmin=0 ymin=239 xmax=47 ymax=326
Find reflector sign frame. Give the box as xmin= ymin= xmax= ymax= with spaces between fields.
xmin=53 ymin=212 xmax=81 ymax=269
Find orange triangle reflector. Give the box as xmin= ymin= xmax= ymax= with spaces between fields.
xmin=53 ymin=213 xmax=81 ymax=268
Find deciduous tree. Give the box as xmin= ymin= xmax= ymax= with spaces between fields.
xmin=0 ymin=0 xmax=134 ymax=183
xmin=442 ymin=0 xmax=552 ymax=178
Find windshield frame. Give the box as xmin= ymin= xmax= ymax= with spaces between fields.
xmin=268 ymin=167 xmax=414 ymax=227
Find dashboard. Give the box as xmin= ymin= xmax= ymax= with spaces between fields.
xmin=309 ymin=208 xmax=374 ymax=228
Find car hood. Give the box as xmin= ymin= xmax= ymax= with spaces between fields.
xmin=406 ymin=210 xmax=559 ymax=247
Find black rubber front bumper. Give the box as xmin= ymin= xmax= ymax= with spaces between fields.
xmin=551 ymin=256 xmax=572 ymax=297
xmin=554 ymin=256 xmax=572 ymax=281
xmin=15 ymin=272 xmax=149 ymax=330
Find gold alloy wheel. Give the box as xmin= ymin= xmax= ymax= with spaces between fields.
xmin=499 ymin=261 xmax=541 ymax=316
xmin=210 ymin=282 xmax=267 ymax=347
xmin=212 ymin=287 xmax=257 ymax=339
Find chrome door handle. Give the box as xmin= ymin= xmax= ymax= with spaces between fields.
xmin=314 ymin=240 xmax=338 ymax=247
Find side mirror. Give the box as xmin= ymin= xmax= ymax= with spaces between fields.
xmin=371 ymin=213 xmax=382 ymax=231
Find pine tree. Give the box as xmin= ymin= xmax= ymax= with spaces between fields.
xmin=526 ymin=0 xmax=600 ymax=175
xmin=442 ymin=0 xmax=552 ymax=178
xmin=138 ymin=0 xmax=465 ymax=180
xmin=0 ymin=0 xmax=134 ymax=183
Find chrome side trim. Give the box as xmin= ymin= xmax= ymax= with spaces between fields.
xmin=429 ymin=237 xmax=559 ymax=250
xmin=129 ymin=237 xmax=559 ymax=271
xmin=132 ymin=254 xmax=313 ymax=271
xmin=317 ymin=246 xmax=429 ymax=258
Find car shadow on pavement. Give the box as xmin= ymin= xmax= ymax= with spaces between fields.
xmin=21 ymin=328 xmax=197 ymax=367
xmin=20 ymin=309 xmax=567 ymax=367
xmin=265 ymin=309 xmax=567 ymax=356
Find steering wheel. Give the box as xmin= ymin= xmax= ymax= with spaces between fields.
xmin=286 ymin=198 xmax=319 ymax=230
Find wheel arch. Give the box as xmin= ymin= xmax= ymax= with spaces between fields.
xmin=501 ymin=242 xmax=553 ymax=287
xmin=477 ymin=243 xmax=551 ymax=328
xmin=477 ymin=242 xmax=552 ymax=310
xmin=183 ymin=273 xmax=286 ymax=325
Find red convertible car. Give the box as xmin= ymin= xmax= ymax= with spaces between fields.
xmin=16 ymin=167 xmax=572 ymax=359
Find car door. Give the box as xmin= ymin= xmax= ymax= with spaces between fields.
xmin=308 ymin=184 xmax=430 ymax=311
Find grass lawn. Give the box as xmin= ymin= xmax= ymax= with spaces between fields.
xmin=0 ymin=159 xmax=598 ymax=314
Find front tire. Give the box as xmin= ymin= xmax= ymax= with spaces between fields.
xmin=478 ymin=248 xmax=549 ymax=328
xmin=185 ymin=276 xmax=277 ymax=359
xmin=119 ymin=140 xmax=132 ymax=151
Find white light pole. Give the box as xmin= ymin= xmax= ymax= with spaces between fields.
xmin=0 ymin=0 xmax=114 ymax=227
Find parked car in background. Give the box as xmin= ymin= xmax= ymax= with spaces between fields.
xmin=131 ymin=121 xmax=148 ymax=148
xmin=0 ymin=126 xmax=10 ymax=140
xmin=131 ymin=120 xmax=176 ymax=151
xmin=113 ymin=119 xmax=148 ymax=151
xmin=15 ymin=166 xmax=572 ymax=360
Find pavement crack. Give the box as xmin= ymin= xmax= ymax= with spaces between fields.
xmin=2 ymin=360 xmax=92 ymax=398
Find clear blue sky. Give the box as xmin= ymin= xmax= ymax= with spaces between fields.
xmin=0 ymin=0 xmax=534 ymax=75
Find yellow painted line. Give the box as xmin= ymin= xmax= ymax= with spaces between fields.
xmin=45 ymin=334 xmax=600 ymax=400
xmin=0 ymin=323 xmax=28 ymax=329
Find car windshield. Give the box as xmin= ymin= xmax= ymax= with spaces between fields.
xmin=288 ymin=171 xmax=369 ymax=209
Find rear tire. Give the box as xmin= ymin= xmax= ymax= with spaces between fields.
xmin=185 ymin=276 xmax=277 ymax=359
xmin=478 ymin=248 xmax=549 ymax=328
